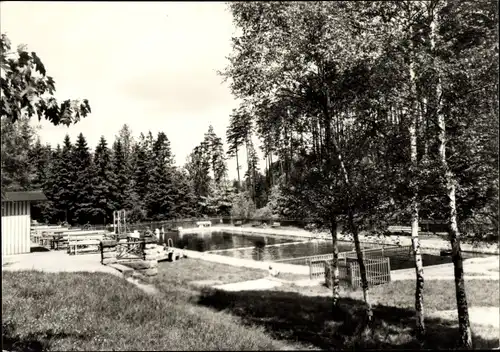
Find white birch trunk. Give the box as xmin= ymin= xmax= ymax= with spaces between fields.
xmin=408 ymin=16 xmax=426 ymax=340
xmin=431 ymin=4 xmax=473 ymax=348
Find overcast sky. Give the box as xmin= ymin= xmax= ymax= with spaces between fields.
xmin=1 ymin=1 xmax=253 ymax=178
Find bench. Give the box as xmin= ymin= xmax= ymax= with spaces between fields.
xmin=387 ymin=225 xmax=421 ymax=234
xmin=196 ymin=221 xmax=211 ymax=228
xmin=62 ymin=230 xmax=106 ymax=237
xmin=68 ymin=236 xmax=102 ymax=255
xmin=31 ymin=227 xmax=70 ymax=244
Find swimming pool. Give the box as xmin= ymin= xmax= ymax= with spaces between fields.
xmin=162 ymin=230 xmax=488 ymax=266
xmin=162 ymin=230 xmax=372 ymax=261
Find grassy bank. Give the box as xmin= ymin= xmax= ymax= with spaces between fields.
xmin=2 ymin=269 xmax=300 ymax=351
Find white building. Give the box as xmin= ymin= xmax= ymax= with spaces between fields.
xmin=1 ymin=191 xmax=47 ymax=256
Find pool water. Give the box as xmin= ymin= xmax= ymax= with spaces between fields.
xmin=388 ymin=252 xmax=487 ymax=270
xmin=161 ymin=230 xmax=368 ymax=261
xmin=213 ymin=239 xmax=359 ymax=261
xmin=160 ymin=231 xmax=295 ymax=252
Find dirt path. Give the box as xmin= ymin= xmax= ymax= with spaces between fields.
xmin=429 ymin=306 xmax=500 ymax=329
xmin=391 ymin=256 xmax=499 ymax=281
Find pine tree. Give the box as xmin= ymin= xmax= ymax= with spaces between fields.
xmin=186 ymin=144 xmax=212 ymax=215
xmin=171 ymin=168 xmax=198 ymax=218
xmin=52 ymin=135 xmax=77 ymax=223
xmin=132 ymin=134 xmax=150 ymax=202
xmin=93 ymin=136 xmax=115 ymax=224
xmin=145 ymin=132 xmax=175 ymax=220
xmin=72 ymin=133 xmax=97 ymax=225
xmin=29 ymin=138 xmax=53 ymax=222
xmin=43 ymin=145 xmax=64 ymax=223
xmin=28 ymin=138 xmax=51 ymax=191
xmin=111 ymin=139 xmax=131 ymax=211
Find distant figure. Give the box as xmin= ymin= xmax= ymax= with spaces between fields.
xmin=268 ymin=265 xmax=280 ymax=277
xmin=155 ymin=228 xmax=160 ymax=239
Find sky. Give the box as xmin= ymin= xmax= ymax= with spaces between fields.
xmin=1 ymin=1 xmax=254 ymax=179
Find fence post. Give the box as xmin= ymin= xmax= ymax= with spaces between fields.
xmin=101 ymin=240 xmax=117 ymax=265
xmin=387 ymin=257 xmax=391 ymax=282
xmin=324 ymin=260 xmax=332 ymax=288
xmin=349 ymin=262 xmax=354 ymax=288
xmin=308 ymin=259 xmax=312 ymax=280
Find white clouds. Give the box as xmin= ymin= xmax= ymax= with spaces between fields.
xmin=1 ymin=1 xmax=255 ymax=177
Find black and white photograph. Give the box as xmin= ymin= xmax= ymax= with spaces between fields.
xmin=1 ymin=1 xmax=499 ymax=350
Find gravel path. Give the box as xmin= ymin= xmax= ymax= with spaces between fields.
xmin=2 ymin=250 xmax=157 ymax=295
xmin=213 ymin=278 xmax=283 ymax=291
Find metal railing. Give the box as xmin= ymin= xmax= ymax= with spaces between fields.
xmin=273 ymin=245 xmax=411 ymax=280
xmin=323 ymin=257 xmax=392 ymax=288
xmin=349 ymin=257 xmax=392 ymax=288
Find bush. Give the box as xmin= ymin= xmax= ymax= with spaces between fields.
xmin=230 ymin=192 xmax=256 ymax=218
xmin=253 ymin=206 xmax=273 ymax=219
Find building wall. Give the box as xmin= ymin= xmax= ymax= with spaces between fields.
xmin=1 ymin=201 xmax=31 ymax=255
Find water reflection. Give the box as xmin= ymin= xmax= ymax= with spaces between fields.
xmin=219 ymin=240 xmax=356 ymax=261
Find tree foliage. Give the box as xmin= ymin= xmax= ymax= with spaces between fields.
xmin=0 ymin=33 xmax=91 ymax=126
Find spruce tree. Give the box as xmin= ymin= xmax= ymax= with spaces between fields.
xmin=42 ymin=145 xmax=62 ymax=223
xmin=29 ymin=139 xmax=53 ymax=222
xmin=72 ymin=133 xmax=97 ymax=225
xmin=111 ymin=139 xmax=131 ymax=211
xmin=145 ymin=132 xmax=175 ymax=220
xmin=132 ymin=135 xmax=149 ymax=201
xmin=93 ymin=136 xmax=115 ymax=224
xmin=52 ymin=135 xmax=77 ymax=224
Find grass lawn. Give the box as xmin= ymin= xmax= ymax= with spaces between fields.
xmin=3 ymin=258 xmax=499 ymax=350
xmin=2 ymin=268 xmax=301 ymax=351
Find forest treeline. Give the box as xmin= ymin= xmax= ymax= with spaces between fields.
xmin=1 ymin=121 xmax=276 ymax=225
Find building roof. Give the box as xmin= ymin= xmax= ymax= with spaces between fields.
xmin=1 ymin=191 xmax=48 ymax=202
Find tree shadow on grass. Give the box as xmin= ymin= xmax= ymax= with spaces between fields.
xmin=2 ymin=320 xmax=92 ymax=352
xmin=198 ymin=289 xmax=499 ymax=350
